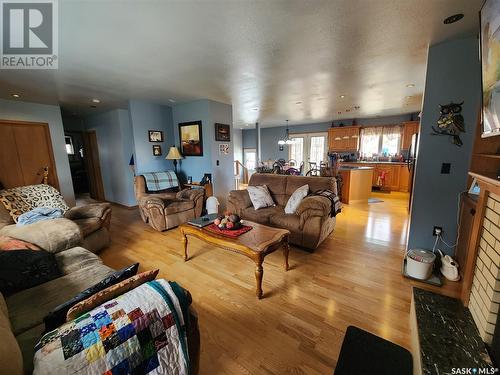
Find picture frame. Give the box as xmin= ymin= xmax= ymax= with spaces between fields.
xmin=468 ymin=177 xmax=481 ymax=196
xmin=215 ymin=123 xmax=230 ymax=141
xmin=218 ymin=143 xmax=229 ymax=155
xmin=480 ymin=0 xmax=500 ymax=138
xmin=152 ymin=145 xmax=162 ymax=156
xmin=148 ymin=130 xmax=164 ymax=142
xmin=179 ymin=121 xmax=203 ymax=156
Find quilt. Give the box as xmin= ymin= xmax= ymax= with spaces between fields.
xmin=141 ymin=172 xmax=179 ymax=192
xmin=33 ymin=279 xmax=189 ymax=375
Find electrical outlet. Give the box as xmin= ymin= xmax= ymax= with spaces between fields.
xmin=433 ymin=226 xmax=443 ymax=236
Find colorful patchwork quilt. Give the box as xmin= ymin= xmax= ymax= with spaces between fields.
xmin=33 ymin=279 xmax=189 ymax=375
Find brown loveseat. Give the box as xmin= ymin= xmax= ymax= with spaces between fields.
xmin=227 ymin=174 xmax=338 ymax=250
xmin=0 ymin=184 xmax=111 ymax=253
xmin=134 ymin=175 xmax=204 ymax=231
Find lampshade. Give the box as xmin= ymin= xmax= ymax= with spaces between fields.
xmin=166 ymin=146 xmax=182 ymax=160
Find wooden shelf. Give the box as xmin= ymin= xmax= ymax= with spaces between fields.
xmin=474 ymin=153 xmax=500 ymax=159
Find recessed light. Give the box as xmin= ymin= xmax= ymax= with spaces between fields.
xmin=444 ymin=14 xmax=464 ymax=24
xmin=92 ymin=99 xmax=100 ymax=103
xmin=11 ymin=93 xmax=20 ymax=98
xmin=406 ymin=83 xmax=415 ymax=88
xmin=339 ymin=95 xmax=346 ymax=99
xmin=168 ymin=99 xmax=176 ymax=103
xmin=252 ymin=107 xmax=259 ymax=111
xmin=296 ymin=101 xmax=302 ymax=104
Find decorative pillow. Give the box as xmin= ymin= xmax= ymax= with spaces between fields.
xmin=43 ymin=263 xmax=140 ymax=332
xmin=247 ymin=185 xmax=275 ymax=210
xmin=0 ymin=249 xmax=61 ymax=295
xmin=284 ymin=184 xmax=309 ymax=214
xmin=0 ymin=235 xmax=41 ymax=251
xmin=13 ymin=184 xmax=69 ymax=213
xmin=0 ymin=190 xmax=31 ymax=223
xmin=66 ymin=269 xmax=159 ymax=321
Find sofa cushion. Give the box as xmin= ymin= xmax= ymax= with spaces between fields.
xmin=249 ymin=174 xmax=288 ymax=206
xmin=0 ymin=249 xmax=62 ymax=296
xmin=247 ymin=185 xmax=275 ymax=209
xmin=73 ymin=217 xmax=102 ymax=236
xmin=165 ymin=199 xmax=195 ymax=214
xmin=0 ymin=292 xmax=23 ymax=375
xmin=241 ymin=206 xmax=283 ymax=224
xmin=0 ymin=190 xmax=31 ymax=222
xmin=6 ymin=264 xmax=114 ymax=335
xmin=269 ymin=213 xmax=301 ymax=232
xmin=284 ymin=184 xmax=309 ymax=214
xmin=0 ymin=202 xmax=15 ymax=228
xmin=55 ymin=247 xmax=103 ymax=274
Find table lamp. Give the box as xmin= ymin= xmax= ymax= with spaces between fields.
xmin=166 ymin=146 xmax=182 ymax=174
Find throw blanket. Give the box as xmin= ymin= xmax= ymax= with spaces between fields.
xmin=16 ymin=207 xmax=64 ymax=226
xmin=142 ymin=171 xmax=178 ymax=192
xmin=311 ymin=189 xmax=342 ymax=217
xmin=33 ymin=279 xmax=189 ymax=375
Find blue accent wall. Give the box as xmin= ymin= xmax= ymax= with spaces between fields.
xmin=0 ymin=99 xmax=75 ymax=206
xmin=128 ymin=100 xmax=174 ymax=174
xmin=408 ymin=36 xmax=481 ymax=253
xmin=84 ymin=109 xmax=136 ymax=206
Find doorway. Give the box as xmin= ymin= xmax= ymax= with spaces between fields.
xmin=288 ymin=132 xmax=328 ymax=173
xmin=66 ymin=130 xmax=105 ymax=202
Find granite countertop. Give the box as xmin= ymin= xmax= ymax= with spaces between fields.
xmin=338 ymin=166 xmax=374 ymax=170
xmin=413 ymin=288 xmax=493 ymax=375
xmin=340 ymin=161 xmax=407 ymax=165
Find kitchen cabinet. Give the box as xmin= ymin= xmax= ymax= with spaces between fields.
xmin=340 ymin=162 xmax=410 ymax=192
xmin=401 ymin=121 xmax=419 ymax=150
xmin=328 ymin=126 xmax=360 ymax=151
xmin=455 ymin=194 xmax=477 ymax=280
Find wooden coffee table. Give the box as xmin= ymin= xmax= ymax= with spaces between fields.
xmin=179 ymin=221 xmax=290 ymax=299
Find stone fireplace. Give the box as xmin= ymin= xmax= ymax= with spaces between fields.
xmin=469 ymin=192 xmax=500 ymax=344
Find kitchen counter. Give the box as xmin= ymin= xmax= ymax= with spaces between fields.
xmin=341 ymin=161 xmax=407 ymax=165
xmin=340 ymin=161 xmax=411 ymax=192
xmin=338 ymin=167 xmax=373 ymax=204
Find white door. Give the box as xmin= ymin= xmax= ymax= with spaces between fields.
xmin=289 ymin=132 xmax=328 ymax=173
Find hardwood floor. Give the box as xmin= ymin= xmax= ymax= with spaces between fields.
xmin=98 ymin=192 xmax=416 ymax=374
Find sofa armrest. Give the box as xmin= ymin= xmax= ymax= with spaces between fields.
xmin=227 ymin=190 xmax=252 ymax=215
xmin=176 ymin=188 xmax=203 ymax=201
xmin=139 ymin=197 xmax=166 ymax=210
xmin=0 ymin=218 xmax=82 ymax=253
xmin=296 ymin=196 xmax=331 ymax=217
xmin=65 ymin=203 xmax=112 ymax=220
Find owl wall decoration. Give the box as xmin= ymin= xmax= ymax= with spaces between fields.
xmin=431 ymin=102 xmax=465 ymax=146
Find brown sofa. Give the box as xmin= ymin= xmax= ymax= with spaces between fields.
xmin=0 ymin=184 xmax=111 ymax=253
xmin=0 ymin=219 xmax=200 ymax=374
xmin=134 ymin=175 xmax=204 ymax=231
xmin=227 ymin=174 xmax=338 ymax=250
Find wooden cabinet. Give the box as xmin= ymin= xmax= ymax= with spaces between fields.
xmin=340 ymin=162 xmax=411 ymax=192
xmin=399 ymin=165 xmax=410 ymax=192
xmin=455 ymin=194 xmax=477 ymax=280
xmin=401 ymin=121 xmax=419 ymax=150
xmin=328 ymin=126 xmax=360 ymax=151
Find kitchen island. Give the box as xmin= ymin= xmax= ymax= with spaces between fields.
xmin=338 ymin=166 xmax=374 ymax=204
xmin=340 ymin=161 xmax=411 ymax=192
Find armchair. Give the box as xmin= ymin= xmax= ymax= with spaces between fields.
xmin=134 ymin=175 xmax=204 ymax=231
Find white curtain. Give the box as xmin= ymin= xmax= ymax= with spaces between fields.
xmin=382 ymin=126 xmax=402 ymax=155
xmin=360 ymin=126 xmax=383 ymax=157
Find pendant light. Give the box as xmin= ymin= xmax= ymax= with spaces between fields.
xmin=278 ymin=120 xmax=294 ymax=145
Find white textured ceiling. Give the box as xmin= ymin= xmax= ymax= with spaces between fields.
xmin=0 ymin=0 xmax=482 ymax=128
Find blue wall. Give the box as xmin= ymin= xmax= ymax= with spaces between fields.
xmin=84 ymin=109 xmax=136 ymax=206
xmin=0 ymin=99 xmax=76 ymax=206
xmin=408 ymin=36 xmax=481 ymax=253
xmin=128 ymin=100 xmax=174 ymax=174
xmin=242 ymin=114 xmax=418 ymax=161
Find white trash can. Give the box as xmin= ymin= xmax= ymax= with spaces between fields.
xmin=406 ymin=249 xmax=436 ymax=280
xmin=206 ymin=196 xmax=219 ymax=215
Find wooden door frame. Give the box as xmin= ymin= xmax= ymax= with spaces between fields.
xmin=81 ymin=130 xmax=106 ymax=201
xmin=0 ymin=119 xmax=60 ymax=189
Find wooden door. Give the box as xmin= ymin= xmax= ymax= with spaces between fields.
xmin=0 ymin=120 xmax=59 ymax=189
xmin=82 ymin=131 xmax=106 ymax=201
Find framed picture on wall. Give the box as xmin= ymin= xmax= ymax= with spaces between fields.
xmin=218 ymin=143 xmax=229 ymax=155
xmin=215 ymin=123 xmax=230 ymax=141
xmin=152 ymin=145 xmax=162 ymax=156
xmin=179 ymin=121 xmax=203 ymax=156
xmin=148 ymin=130 xmax=164 ymax=142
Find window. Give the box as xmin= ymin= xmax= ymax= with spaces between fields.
xmin=360 ymin=126 xmax=401 ymax=157
xmin=243 ymin=148 xmax=256 ymax=170
xmin=289 ymin=137 xmax=304 ymax=166
xmin=309 ymin=136 xmax=325 ymax=165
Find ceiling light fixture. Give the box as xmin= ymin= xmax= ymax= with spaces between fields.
xmin=92 ymin=98 xmax=100 ymax=103
xmin=252 ymin=107 xmax=259 ymax=111
xmin=444 ymin=14 xmax=464 ymax=24
xmin=168 ymin=99 xmax=176 ymax=103
xmin=406 ymin=83 xmax=415 ymax=88
xmin=278 ymin=120 xmax=294 ymax=145
xmin=339 ymin=95 xmax=346 ymax=99
xmin=296 ymin=101 xmax=302 ymax=104
xmin=11 ymin=93 xmax=20 ymax=98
